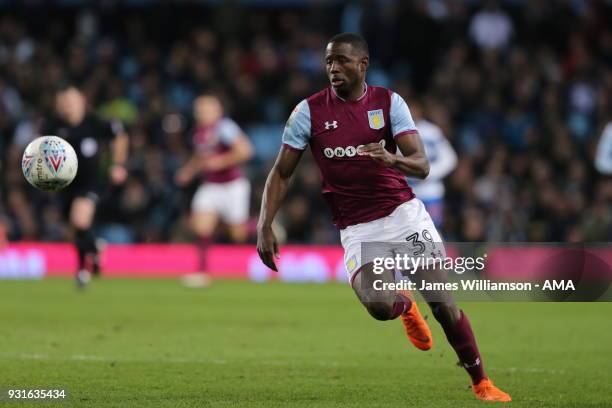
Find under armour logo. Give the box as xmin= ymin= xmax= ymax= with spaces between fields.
xmin=324 ymin=121 xmax=338 ymax=130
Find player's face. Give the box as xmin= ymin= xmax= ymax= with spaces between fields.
xmin=325 ymin=42 xmax=368 ymax=96
xmin=194 ymin=96 xmax=223 ymax=126
xmin=55 ymin=88 xmax=86 ymax=125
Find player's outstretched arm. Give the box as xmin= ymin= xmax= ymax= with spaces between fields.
xmin=199 ymin=135 xmax=254 ymax=173
xmin=257 ymin=146 xmax=304 ymax=271
xmin=223 ymin=135 xmax=254 ymax=166
xmin=394 ymin=134 xmax=429 ymax=179
xmin=110 ymin=125 xmax=129 ymax=185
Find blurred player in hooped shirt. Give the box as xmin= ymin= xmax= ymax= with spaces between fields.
xmin=403 ymin=100 xmax=457 ymax=228
xmin=175 ymin=93 xmax=253 ymax=287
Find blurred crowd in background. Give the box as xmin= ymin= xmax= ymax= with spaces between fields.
xmin=1 ymin=0 xmax=611 ymax=245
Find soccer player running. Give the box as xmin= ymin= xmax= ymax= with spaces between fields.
xmin=43 ymin=84 xmax=129 ymax=287
xmin=176 ymin=93 xmax=253 ymax=288
xmin=257 ymin=33 xmax=511 ymax=402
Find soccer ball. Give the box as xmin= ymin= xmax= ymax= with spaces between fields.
xmin=22 ymin=136 xmax=78 ymax=192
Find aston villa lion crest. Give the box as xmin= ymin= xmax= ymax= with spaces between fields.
xmin=41 ymin=137 xmax=67 ymax=175
xmin=367 ymin=109 xmax=385 ymax=130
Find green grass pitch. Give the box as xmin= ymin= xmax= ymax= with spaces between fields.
xmin=1 ymin=278 xmax=611 ymax=407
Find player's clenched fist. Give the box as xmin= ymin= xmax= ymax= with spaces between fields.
xmin=358 ymin=143 xmax=396 ymax=167
xmin=257 ymin=225 xmax=279 ymax=272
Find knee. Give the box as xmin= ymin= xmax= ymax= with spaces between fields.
xmin=430 ymin=302 xmax=461 ymax=326
xmin=191 ymin=213 xmax=218 ymax=238
xmin=228 ymin=225 xmax=248 ymax=243
xmin=365 ymin=302 xmax=395 ymax=321
xmin=70 ymin=198 xmax=95 ymax=230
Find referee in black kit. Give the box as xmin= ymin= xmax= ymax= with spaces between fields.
xmin=42 ymin=84 xmax=129 ymax=287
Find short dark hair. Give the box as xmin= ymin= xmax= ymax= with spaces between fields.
xmin=55 ymin=81 xmax=81 ymax=94
xmin=195 ymin=88 xmax=226 ymax=105
xmin=328 ymin=32 xmax=369 ymax=57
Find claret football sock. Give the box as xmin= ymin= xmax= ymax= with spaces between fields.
xmin=197 ymin=237 xmax=212 ymax=273
xmin=442 ymin=310 xmax=486 ymax=384
xmin=180 ymin=237 xmax=214 ymax=288
xmin=390 ymin=293 xmax=411 ymax=319
xmin=75 ymin=228 xmax=96 ymax=270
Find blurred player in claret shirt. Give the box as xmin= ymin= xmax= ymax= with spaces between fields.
xmin=42 ymin=84 xmax=129 ymax=288
xmin=175 ymin=93 xmax=253 ymax=288
xmin=257 ymin=33 xmax=511 ymax=402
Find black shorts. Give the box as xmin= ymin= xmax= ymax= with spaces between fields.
xmin=62 ymin=183 xmax=102 ymax=217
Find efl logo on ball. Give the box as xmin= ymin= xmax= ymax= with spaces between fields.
xmin=22 ymin=136 xmax=78 ymax=192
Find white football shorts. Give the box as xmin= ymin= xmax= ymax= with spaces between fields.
xmin=340 ymin=198 xmax=446 ymax=282
xmin=191 ymin=178 xmax=251 ymax=225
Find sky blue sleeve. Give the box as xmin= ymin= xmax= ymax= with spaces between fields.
xmin=390 ymin=92 xmax=418 ymax=138
xmin=217 ymin=118 xmax=243 ymax=145
xmin=282 ymin=99 xmax=311 ymax=150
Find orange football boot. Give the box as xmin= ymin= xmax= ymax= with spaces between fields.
xmin=398 ymin=291 xmax=433 ymax=351
xmin=472 ymin=378 xmax=512 ymax=402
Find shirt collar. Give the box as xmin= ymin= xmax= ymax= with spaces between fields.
xmin=332 ymin=82 xmax=368 ymax=102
